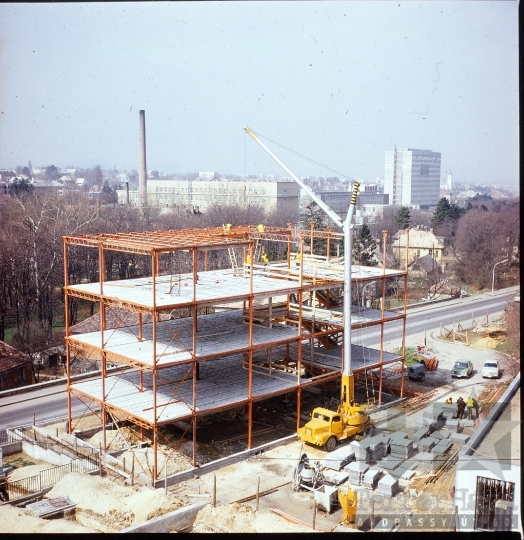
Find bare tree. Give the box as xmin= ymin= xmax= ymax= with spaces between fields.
xmin=454 ymin=208 xmax=510 ymax=289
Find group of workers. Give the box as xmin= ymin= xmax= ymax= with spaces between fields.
xmin=446 ymin=395 xmax=479 ymax=420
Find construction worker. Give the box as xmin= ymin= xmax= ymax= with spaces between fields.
xmin=295 ymin=252 xmax=301 ymax=268
xmin=473 ymin=397 xmax=480 ymax=420
xmin=246 ymin=254 xmax=251 ymax=265
xmin=466 ymin=395 xmax=474 ymax=420
xmin=456 ymin=397 xmax=466 ymax=419
xmin=262 ymin=252 xmax=269 ymax=264
xmin=445 ymin=397 xmax=452 ymax=404
xmin=257 ymin=223 xmax=265 ymax=232
xmin=224 ymin=223 xmax=232 ymax=232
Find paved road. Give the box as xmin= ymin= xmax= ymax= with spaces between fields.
xmin=0 ymin=286 xmax=518 ymax=432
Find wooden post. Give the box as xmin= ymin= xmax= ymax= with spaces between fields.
xmin=256 ymin=477 xmax=260 ymax=511
xmin=123 ymin=457 xmax=126 ymax=474
xmin=213 ymin=473 xmax=217 ymax=507
xmin=165 ymin=463 xmax=168 ymax=495
xmin=131 ymin=454 xmax=135 ymax=486
xmin=312 ymin=501 xmax=317 ymax=530
xmin=99 ymin=443 xmax=102 ymax=477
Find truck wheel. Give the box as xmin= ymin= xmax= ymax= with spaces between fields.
xmin=324 ymin=436 xmax=337 ymax=452
xmin=364 ymin=424 xmax=375 ymax=437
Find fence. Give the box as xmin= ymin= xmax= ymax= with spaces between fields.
xmin=5 ymin=458 xmax=98 ymax=502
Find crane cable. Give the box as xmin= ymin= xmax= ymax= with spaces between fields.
xmin=247 ymin=128 xmax=358 ymax=182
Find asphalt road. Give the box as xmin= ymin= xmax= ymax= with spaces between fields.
xmin=0 ymin=286 xmax=517 ymax=432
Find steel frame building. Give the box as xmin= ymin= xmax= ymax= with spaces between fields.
xmin=63 ymin=224 xmax=408 ymax=481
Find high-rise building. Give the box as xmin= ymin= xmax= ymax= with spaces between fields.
xmin=384 ymin=148 xmax=441 ymax=210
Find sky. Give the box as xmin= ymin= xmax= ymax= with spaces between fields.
xmin=0 ymin=1 xmax=519 ymax=187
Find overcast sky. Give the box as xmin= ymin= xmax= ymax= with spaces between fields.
xmin=0 ymin=1 xmax=518 ymax=186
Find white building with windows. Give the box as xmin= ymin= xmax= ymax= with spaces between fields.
xmin=384 ymin=148 xmax=441 ymax=210
xmin=116 ymin=178 xmax=300 ymax=220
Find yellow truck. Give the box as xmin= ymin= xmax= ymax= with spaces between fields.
xmin=297 ymin=374 xmax=374 ymax=451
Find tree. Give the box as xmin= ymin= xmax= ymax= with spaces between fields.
xmin=453 ymin=208 xmax=510 ymax=289
xmin=431 ymin=198 xmax=466 ymax=255
xmin=353 ymin=223 xmax=377 ymax=266
xmin=99 ymin=181 xmax=118 ymax=205
xmin=431 ymin=198 xmax=465 ymax=228
xmin=44 ymin=165 xmax=60 ymax=180
xmin=9 ymin=178 xmax=34 ymax=197
xmin=394 ymin=206 xmax=411 ymax=232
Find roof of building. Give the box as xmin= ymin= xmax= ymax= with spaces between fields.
xmin=393 ymin=228 xmax=445 ymax=249
xmin=0 ymin=341 xmax=32 ymax=372
xmin=410 ymin=254 xmax=441 ymax=273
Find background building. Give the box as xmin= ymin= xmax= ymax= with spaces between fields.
xmin=117 ymin=178 xmax=300 ymax=220
xmin=384 ymin=148 xmax=441 ymax=210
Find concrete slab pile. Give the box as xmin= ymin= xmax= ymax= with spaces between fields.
xmin=445 ymin=419 xmax=460 ymax=432
xmin=418 ymin=436 xmax=439 ymax=451
xmin=345 ymin=461 xmax=369 ymax=485
xmin=349 ymin=440 xmax=369 ymax=463
xmin=390 ymin=438 xmax=414 ymax=459
xmin=323 ymin=447 xmax=355 ymax=471
xmin=377 ymin=473 xmax=399 ymax=498
xmin=362 ymin=468 xmax=382 ymax=489
xmin=432 ymin=439 xmax=453 ymax=455
xmin=449 ymin=432 xmax=470 ymax=444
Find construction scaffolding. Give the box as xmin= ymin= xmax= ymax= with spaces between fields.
xmin=63 ymin=224 xmax=408 ymax=481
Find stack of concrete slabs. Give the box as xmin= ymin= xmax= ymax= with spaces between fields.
xmin=323 ymin=447 xmax=355 ymax=471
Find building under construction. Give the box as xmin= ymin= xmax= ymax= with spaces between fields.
xmin=63 ymin=224 xmax=408 ymax=481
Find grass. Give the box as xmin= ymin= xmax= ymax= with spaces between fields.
xmin=4 ymin=457 xmax=36 ymax=469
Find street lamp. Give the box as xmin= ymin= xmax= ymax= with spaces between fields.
xmin=491 ymin=259 xmax=508 ymax=295
xmin=362 ymin=282 xmax=374 ymax=307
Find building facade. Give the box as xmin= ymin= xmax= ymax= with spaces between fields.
xmin=384 ymin=148 xmax=441 ymax=210
xmin=117 ymin=178 xmax=300 ymax=220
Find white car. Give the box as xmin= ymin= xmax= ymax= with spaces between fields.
xmin=482 ymin=360 xmax=500 ymax=379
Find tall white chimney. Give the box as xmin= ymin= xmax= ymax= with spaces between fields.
xmin=139 ymin=110 xmax=147 ymax=206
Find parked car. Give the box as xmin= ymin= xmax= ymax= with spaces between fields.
xmin=408 ymin=362 xmax=426 ymax=381
xmin=451 ymin=359 xmax=473 ymax=379
xmin=482 ymin=360 xmax=500 ymax=379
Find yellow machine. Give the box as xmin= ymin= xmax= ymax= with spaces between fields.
xmin=338 ymin=484 xmax=358 ymax=525
xmin=297 ymin=374 xmax=374 ymax=451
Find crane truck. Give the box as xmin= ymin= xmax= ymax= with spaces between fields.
xmin=244 ymin=127 xmax=375 ymax=452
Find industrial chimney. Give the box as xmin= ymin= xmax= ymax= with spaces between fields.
xmin=138 ymin=110 xmax=147 ymax=206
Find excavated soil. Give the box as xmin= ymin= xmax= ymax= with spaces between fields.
xmin=192 ymin=502 xmax=314 ymax=533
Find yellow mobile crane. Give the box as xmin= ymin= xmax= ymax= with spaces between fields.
xmin=244 ymin=127 xmax=374 ymax=452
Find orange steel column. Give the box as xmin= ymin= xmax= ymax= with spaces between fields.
xmin=99 ymin=241 xmax=107 ymax=452
xmin=286 ymin=223 xmax=292 ymax=269
xmin=326 ymin=226 xmax=331 ymax=261
xmin=152 ymin=250 xmax=158 ymax=481
xmin=399 ymin=229 xmax=410 ymax=398
xmin=192 ymin=247 xmax=198 ymax=467
xmin=378 ymin=231 xmax=388 ymax=405
xmin=63 ymin=238 xmax=72 ymax=434
xmin=247 ymin=243 xmax=254 ymax=449
xmin=297 ymin=288 xmax=303 ymax=386
xmin=296 ymin=386 xmax=302 ymax=432
xmin=309 ymin=222 xmax=314 ymax=256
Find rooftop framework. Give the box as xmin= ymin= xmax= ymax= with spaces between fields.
xmin=64 ymin=224 xmax=409 ymax=480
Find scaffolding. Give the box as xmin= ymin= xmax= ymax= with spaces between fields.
xmin=63 ymin=224 xmax=408 ymax=481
